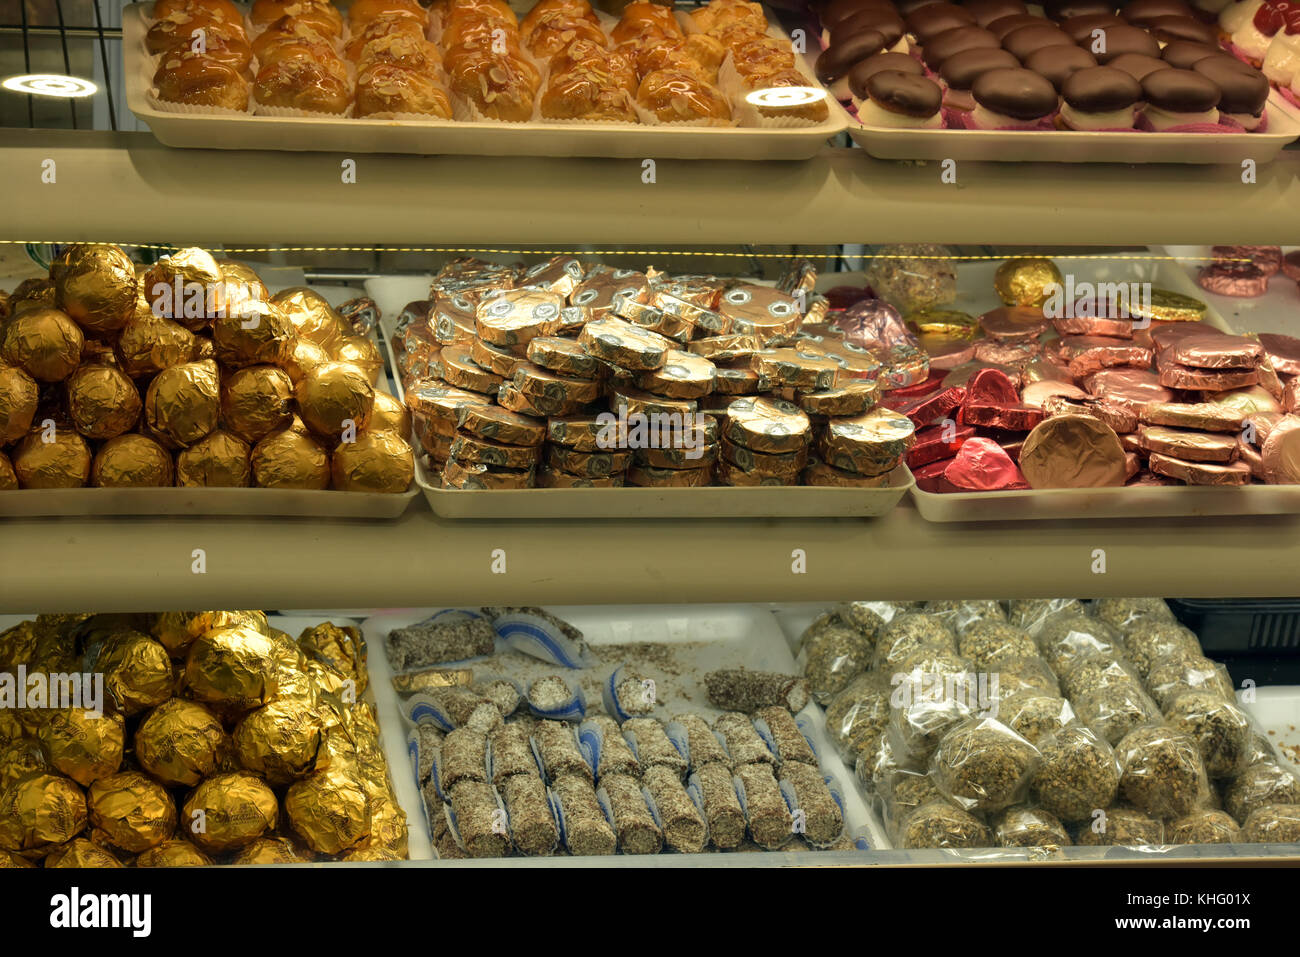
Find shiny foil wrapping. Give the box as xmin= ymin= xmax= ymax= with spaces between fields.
xmin=526 ymin=336 xmax=598 ymax=379
xmin=331 ymin=429 xmax=414 ymax=493
xmin=1156 ymin=355 xmax=1259 ymax=392
xmin=457 ymin=403 xmax=546 ymax=447
xmin=145 ymin=359 xmax=220 ymax=447
xmin=91 ymin=432 xmax=169 ymax=490
xmin=134 ymin=839 xmax=213 ymax=867
xmin=1258 ymin=333 xmax=1300 ymax=378
xmin=438 ymin=344 xmax=499 ymax=394
xmin=1019 ymin=415 xmax=1127 ymax=489
xmin=1053 ymin=314 xmax=1134 ymax=338
xmin=183 ymin=625 xmax=281 ymax=710
xmin=522 ymin=255 xmax=586 ymax=298
xmin=285 ymin=764 xmax=372 ymax=855
xmin=115 ymin=299 xmax=197 ymax=377
xmin=281 ymin=337 xmax=331 ymax=385
xmin=0 ymin=772 xmax=87 ymax=854
xmin=944 ymin=437 xmax=1029 ymax=491
xmin=273 ymin=287 xmax=347 ymax=348
xmin=1166 ymin=331 xmax=1264 ymax=370
xmin=980 ymin=306 xmax=1048 ymax=340
xmin=715 ymin=459 xmax=793 ymax=486
xmin=722 ymin=397 xmax=811 ymax=454
xmin=251 ymin=425 xmax=330 ymax=489
xmin=181 ymin=771 xmax=279 ymax=853
xmin=625 ymin=464 xmax=710 ymax=487
xmin=134 ymin=698 xmax=225 ymax=787
xmin=87 ymin=771 xmax=177 ymax=853
xmin=636 ymin=349 xmax=718 ymax=398
xmin=10 ymin=277 xmax=57 ymax=312
xmin=993 ymin=257 xmax=1063 ymax=308
xmin=570 ymin=268 xmax=648 ymax=319
xmin=536 ymin=465 xmax=623 ymax=487
xmin=687 ymin=334 xmax=761 ymax=362
xmin=51 ymin=244 xmax=138 ymax=336
xmin=230 ymin=836 xmax=313 ymax=864
xmin=819 ymin=408 xmax=916 ymax=475
xmin=717 ymin=284 xmax=802 ymax=343
xmin=804 ymin=456 xmax=892 ymax=487
xmin=431 ymin=293 xmax=476 ymax=345
xmin=66 ymin=364 xmax=141 ymax=439
xmin=751 ymin=347 xmax=839 ymax=391
xmin=894 ymin=385 xmax=965 ymax=428
xmin=442 ymin=459 xmax=535 ymax=489
xmin=92 ymin=630 xmax=174 ymax=715
xmin=476 ymin=288 xmax=566 ymax=348
xmin=451 ymin=433 xmax=542 ymax=469
xmin=37 ymin=709 xmax=125 ymax=786
xmin=177 ymin=429 xmax=251 ymax=487
xmin=1 ymin=307 xmax=84 ymax=382
xmin=1042 ymin=396 xmax=1138 ymax=435
xmin=233 ymin=700 xmax=328 ymax=785
xmin=1260 ymin=417 xmax=1300 ymax=485
xmin=220 ymin=364 xmax=293 ymax=442
xmin=213 ymin=299 xmax=294 ymax=368
xmin=218 ymin=260 xmax=270 ymax=302
xmin=11 ymin=428 xmax=91 ymax=488
xmin=0 ymin=452 xmax=16 ymax=490
xmin=580 ymin=317 xmax=672 ymax=371
xmin=1141 ymin=402 xmax=1244 ymax=433
xmin=0 ymin=363 xmax=39 ymax=443
xmin=907 ymin=423 xmax=976 ymax=468
xmin=798 ymin=380 xmax=879 ymax=417
xmin=1148 ymin=452 xmax=1252 ymax=486
xmin=1128 ymin=288 xmax=1206 ymax=324
xmin=513 ymin=362 xmax=603 ymax=406
xmin=143 ymin=248 xmax=225 ymax=332
xmin=720 ymin=438 xmax=805 ymax=479
xmin=333 ymin=335 xmax=384 ymax=385
xmin=298 ymin=622 xmax=365 ymax=693
xmin=295 ymin=361 xmax=375 ymax=442
xmin=1021 ymin=379 xmax=1089 ymax=409
xmin=547 ymin=444 xmax=632 ymax=478
xmin=45 ymin=839 xmax=120 ymax=867
xmin=1084 ymin=368 xmax=1173 ymax=412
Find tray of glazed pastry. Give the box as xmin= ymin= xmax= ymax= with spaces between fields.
xmin=123 ymin=0 xmax=845 ymax=160
xmin=809 ymin=247 xmax=1300 ymax=522
xmin=367 ymin=260 xmax=918 ymax=520
xmin=809 ymin=0 xmax=1300 ymax=162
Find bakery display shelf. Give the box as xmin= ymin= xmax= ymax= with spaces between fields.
xmin=1162 ymin=244 xmax=1300 ymax=337
xmin=6 ymin=130 xmax=1300 ymax=247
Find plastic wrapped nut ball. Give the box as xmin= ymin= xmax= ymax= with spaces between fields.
xmin=924 ymin=599 xmax=1006 ymax=633
xmin=1146 ymin=653 xmax=1236 ymax=710
xmin=958 ymin=620 xmax=1037 ymax=669
xmin=1075 ymin=804 xmax=1164 ymax=846
xmin=873 ymin=613 xmax=956 ymax=672
xmin=1035 ymin=613 xmax=1124 ymax=673
xmin=1167 ymin=809 xmax=1241 ymax=844
xmin=1116 ymin=725 xmax=1209 ymax=819
xmin=930 ymin=716 xmax=1041 ymax=813
xmin=86 ymin=770 xmax=177 ymax=853
xmin=990 ymin=655 xmax=1060 ymax=700
xmin=181 ymin=771 xmax=279 ymax=853
xmin=800 ymin=618 xmax=874 ymax=703
xmin=1093 ymin=597 xmax=1174 ymax=631
xmin=1163 ymin=690 xmax=1252 ymax=778
xmin=1120 ymin=619 xmax=1202 ymax=679
xmin=330 ymin=429 xmax=414 ymax=493
xmin=1224 ymin=762 xmax=1300 ymax=825
xmin=993 ymin=805 xmax=1072 ymax=848
xmin=134 ymin=698 xmax=225 ymax=787
xmin=1059 ymin=657 xmax=1143 ymax=703
xmin=295 ymin=361 xmax=375 ymax=443
xmin=865 ymin=243 xmax=958 ymax=313
xmin=1241 ymin=804 xmax=1300 ymax=843
xmin=1007 ymin=598 xmax=1085 ymax=636
xmin=50 ymin=243 xmax=138 ymax=336
xmin=898 ymin=800 xmax=991 ymax=849
xmin=824 ymin=672 xmax=891 ymax=762
xmin=1030 ymin=725 xmax=1120 ymax=823
xmin=997 ymin=692 xmax=1075 ymax=747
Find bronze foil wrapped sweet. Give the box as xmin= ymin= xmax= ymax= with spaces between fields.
xmin=0 ymin=849 xmax=34 ymax=867
xmin=0 ymin=739 xmax=47 ymax=791
xmin=177 ymin=429 xmax=251 ymax=486
xmin=1019 ymin=415 xmax=1127 ymax=489
xmin=134 ymin=838 xmax=213 ymax=866
xmin=66 ymin=364 xmax=142 ymax=439
xmin=0 ymin=771 xmax=87 ymax=853
xmin=213 ymin=299 xmax=294 ymax=368
xmin=11 ymin=427 xmax=91 ymax=488
xmin=1 ymin=307 xmax=84 ymax=382
xmin=296 ymin=361 xmax=375 ymax=443
xmin=273 ymin=287 xmax=347 ymax=348
xmin=115 ymin=297 xmax=197 ymax=377
xmin=217 ymin=260 xmax=270 ymax=301
xmin=45 ymin=838 xmax=121 ymax=867
xmin=233 ymin=700 xmax=329 ymax=785
xmin=250 ymin=424 xmax=330 ymax=489
xmin=331 ymin=429 xmax=414 ymax=493
xmin=184 ymin=610 xmax=269 ymax=642
xmin=181 ymin=771 xmax=279 ymax=853
xmin=298 ymin=622 xmax=366 ymax=693
xmin=281 ymin=337 xmax=331 ymax=385
xmin=369 ymin=390 xmax=411 ymax=437
xmin=1260 ymin=417 xmax=1300 ymax=485
xmin=89 ymin=631 xmax=174 ymax=716
xmin=284 ymin=763 xmax=372 ymax=855
xmin=220 ymin=364 xmax=293 ymax=442
xmin=993 ymin=257 xmax=1063 ymax=308
xmin=143 ymin=247 xmax=225 ymax=332
xmin=0 ymin=363 xmax=38 ymax=444
xmin=184 ymin=625 xmax=283 ymax=710
xmin=0 ymin=453 xmax=14 ymax=490
xmin=50 ymin=244 xmax=138 ymax=336
xmin=229 ymin=836 xmax=313 ymax=864
xmin=87 ymin=770 xmax=177 ymax=853
xmin=135 ymin=698 xmax=225 ymax=787
xmin=92 ymin=434 xmax=174 ymax=487
xmin=145 ymin=358 xmax=220 ymax=447
xmin=333 ymin=335 xmax=384 ymax=385
xmin=10 ymin=277 xmax=57 ymax=312
xmin=36 ymin=708 xmax=125 ymax=787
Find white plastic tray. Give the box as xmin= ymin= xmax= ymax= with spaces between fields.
xmin=0 ymin=484 xmax=417 ymax=518
xmin=1240 ymin=685 xmax=1300 ymax=777
xmin=362 ymin=603 xmax=888 ymax=856
xmin=123 ymin=4 xmax=844 ymax=160
xmin=843 ymin=90 xmax=1300 ymax=163
xmin=1161 ymin=245 xmax=1300 ymax=337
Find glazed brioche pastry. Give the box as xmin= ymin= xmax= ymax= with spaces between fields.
xmin=146 ymin=11 xmax=247 ymax=56
xmin=440 ymin=8 xmax=517 ymax=48
xmin=344 ymin=12 xmax=428 ymax=61
xmin=348 ymin=0 xmax=425 ymax=32
xmin=636 ymin=68 xmax=732 ymax=124
xmin=624 ymin=37 xmax=705 ymax=81
xmin=682 ymin=33 xmax=726 ymax=75
xmin=741 ymin=67 xmax=830 ymax=122
xmin=541 ymin=64 xmax=639 ymax=122
xmin=249 ymin=0 xmax=343 ymax=38
xmin=691 ymin=0 xmax=767 ymax=36
xmin=256 ymin=39 xmax=350 ymax=84
xmin=356 ymin=64 xmax=453 ymax=117
xmin=152 ymin=0 xmax=243 ymax=25
xmin=612 ymin=0 xmax=685 ymax=44
xmin=251 ymin=15 xmax=334 ymax=60
xmin=549 ymin=41 xmax=637 ymax=92
xmin=444 ymin=47 xmax=538 ymax=121
xmin=523 ymin=15 xmax=609 ymax=61
xmin=729 ymin=35 xmax=796 ymax=79
xmin=253 ymin=57 xmax=353 ymax=114
xmin=357 ymin=33 xmax=443 ymax=74
xmin=521 ymin=0 xmax=598 ymax=34
xmin=154 ymin=52 xmax=252 ymax=110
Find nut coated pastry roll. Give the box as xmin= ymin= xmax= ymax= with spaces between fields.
xmin=550 ymin=773 xmax=616 ymax=856
xmin=690 ymin=761 xmax=746 ymax=848
xmin=596 ymin=772 xmax=663 ymax=854
xmin=669 ymin=713 xmax=730 ymax=772
xmin=444 ymin=44 xmax=539 ymax=122
xmin=447 ymin=779 xmax=511 ymax=857
xmin=622 ymin=717 xmax=689 ymax=777
xmin=533 ymin=719 xmax=593 ymax=783
xmin=488 ymin=722 xmax=540 ymax=786
xmin=357 ymin=65 xmax=453 ymax=118
xmin=714 ymin=711 xmax=777 ymax=768
xmin=778 ymin=761 xmax=844 ymax=847
xmin=735 ymin=762 xmax=793 ymax=850
xmin=435 ymin=727 xmax=489 ymax=797
xmin=642 ymin=764 xmax=706 ymax=853
xmin=754 ymin=706 xmax=818 ymax=767
xmin=253 ymin=55 xmax=353 ymax=115
xmin=705 ymin=668 xmax=810 ymax=713
xmin=500 ymin=772 xmax=558 ymax=855
xmin=579 ymin=714 xmax=642 ymax=779
xmin=153 ymin=52 xmax=252 ymax=111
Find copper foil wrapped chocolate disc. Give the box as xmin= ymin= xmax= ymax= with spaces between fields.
xmin=181 ymin=771 xmax=279 ymax=853
xmin=281 ymin=337 xmax=331 ymax=385
xmin=134 ymin=839 xmax=213 ymax=867
xmin=145 ymin=358 xmax=220 ymax=447
xmin=87 ymin=771 xmax=177 ymax=853
xmin=1140 ymin=401 xmax=1245 ymax=432
xmin=687 ymin=334 xmax=762 ymax=362
xmin=1084 ymin=368 xmax=1173 ymax=412
xmin=637 ymin=349 xmax=719 ymax=398
xmin=333 ymin=335 xmax=384 ymax=385
xmin=799 ymin=380 xmax=880 ymax=417
xmin=92 ymin=630 xmax=173 ymax=715
xmin=537 ymin=465 xmax=624 ymax=488
xmin=1148 ymin=452 xmax=1252 ymax=486
xmin=723 ymin=397 xmax=811 ymax=453
xmin=0 ymin=452 xmax=16 ymax=490
xmin=213 ymin=299 xmax=294 ymax=368
xmin=994 ymin=257 xmax=1063 ymax=307
xmin=804 ymin=456 xmax=893 ymax=487
xmin=1258 ymin=333 xmax=1300 ymax=378
xmin=135 ymin=698 xmax=225 ymax=787
xmin=717 ymin=284 xmax=802 ymax=343
xmin=820 ymin=407 xmax=916 ymax=474
xmin=527 ymin=336 xmax=600 ymax=379
xmin=184 ymin=625 xmax=281 ymax=710
xmin=177 ymin=429 xmax=251 ymax=486
xmin=442 ymin=459 xmax=535 ymax=489
xmin=143 ymin=247 xmax=225 ymax=332
xmin=37 ymin=708 xmax=125 ymax=786
xmin=233 ymin=700 xmax=328 ymax=785
xmin=248 ymin=425 xmax=329 ymax=489
xmin=1020 ymin=414 xmax=1127 ymax=488
xmin=51 ymin=244 xmax=138 ymax=336
xmin=513 ymin=361 xmax=603 ymax=409
xmin=580 ymin=317 xmax=672 ymax=371
xmin=0 ymin=773 xmax=87 ymax=853
xmin=11 ymin=427 xmax=91 ymax=488
xmin=285 ymin=764 xmax=372 ymax=855
xmin=115 ymin=298 xmax=197 ymax=377
xmin=1 ymin=308 xmax=84 ymax=382
xmin=476 ymin=288 xmax=566 ymax=348
xmin=1165 ymin=330 xmax=1264 ymax=369
xmin=980 ymin=305 xmax=1048 ymax=340
xmin=1260 ymin=416 xmax=1300 ymax=485
xmin=331 ymin=429 xmax=415 ymax=493
xmin=272 ymin=287 xmax=347 ymax=348
xmin=451 ymin=433 xmax=542 ymax=469
xmin=295 ymin=361 xmax=375 ymax=442
xmin=220 ymin=364 xmax=293 ymax=442
xmin=456 ymin=403 xmax=546 ymax=447
xmin=0 ymin=363 xmax=38 ymax=443
xmin=66 ymin=364 xmax=141 ymax=439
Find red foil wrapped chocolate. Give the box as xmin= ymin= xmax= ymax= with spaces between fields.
xmin=893 ymin=386 xmax=966 ymax=427
xmin=943 ymin=437 xmax=1029 ymax=490
xmin=907 ymin=423 xmax=976 ymax=468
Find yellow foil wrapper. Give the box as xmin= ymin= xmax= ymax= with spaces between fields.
xmin=193 ymin=336 xmax=215 ymax=361
xmin=994 ymin=257 xmax=1064 ymax=308
xmin=341 ymin=792 xmax=408 ymax=862
xmin=184 ymin=624 xmax=281 ymax=710
xmin=36 ymin=708 xmax=125 ymax=787
xmin=92 ymin=631 xmax=174 ymax=716
xmin=229 ymin=836 xmax=313 ymax=864
xmin=273 ymin=287 xmax=348 ymax=349
xmin=298 ymin=622 xmax=366 ymax=693
xmin=51 ymin=244 xmax=138 ymax=336
xmin=11 ymin=427 xmax=91 ymax=488
xmin=723 ymin=396 xmax=811 ymax=454
xmin=115 ymin=296 xmax=197 ymax=377
xmin=233 ymin=700 xmax=328 ymax=786
xmin=333 ymin=335 xmax=384 ymax=385
xmin=0 ymin=772 xmax=87 ymax=853
xmin=10 ymin=277 xmax=58 ymax=312
xmin=0 ymin=451 xmax=15 ymax=490
xmin=296 ymin=361 xmax=375 ymax=443
xmin=0 ymin=849 xmax=35 ymax=867
xmin=220 ymin=364 xmax=293 ymax=442
xmin=217 ymin=260 xmax=270 ymax=301
xmin=142 ymin=247 xmax=225 ymax=332
xmin=370 ymin=390 xmax=411 ymax=437
xmin=87 ymin=770 xmax=177 ymax=853
xmin=45 ymin=837 xmax=121 ymax=867
xmin=1130 ymin=289 xmax=1206 ymax=323
xmin=186 ymin=610 xmax=270 ymax=642
xmin=145 ymin=358 xmax=220 ymax=447
xmin=285 ymin=763 xmax=372 ymax=855
xmin=281 ymin=337 xmax=331 ymax=385
xmin=390 ymin=666 xmax=473 ymax=694
xmin=1 ymin=307 xmax=84 ymax=382
xmin=213 ymin=299 xmax=295 ymax=368
xmin=92 ymin=434 xmax=175 ymax=487
xmin=134 ymin=838 xmax=213 ymax=866
xmin=251 ymin=425 xmax=330 ymax=489
xmin=0 ymin=363 xmax=39 ymax=444
xmin=67 ymin=364 xmax=142 ymax=440
xmin=0 ymin=620 xmax=39 ymax=672
xmin=0 ymin=739 xmax=48 ymax=791
xmin=907 ymin=308 xmax=980 ymax=338
xmin=177 ymin=429 xmax=251 ymax=486
xmin=331 ymin=429 xmax=414 ymax=493
xmin=135 ymin=698 xmax=225 ymax=787
xmin=150 ymin=612 xmax=202 ymax=656
xmin=181 ymin=771 xmax=279 ymax=853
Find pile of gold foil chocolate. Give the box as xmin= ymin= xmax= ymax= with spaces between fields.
xmin=0 ymin=612 xmax=407 ymax=867
xmin=0 ymin=244 xmax=412 ymax=492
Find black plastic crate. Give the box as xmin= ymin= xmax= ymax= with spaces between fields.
xmin=1171 ymin=599 xmax=1300 ymax=655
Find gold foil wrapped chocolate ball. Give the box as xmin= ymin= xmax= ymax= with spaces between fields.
xmin=11 ymin=427 xmax=91 ymax=488
xmin=281 ymin=337 xmax=330 ymax=385
xmin=66 ymin=364 xmax=142 ymax=439
xmin=298 ymin=622 xmax=366 ymax=693
xmin=220 ymin=364 xmax=293 ymax=442
xmin=0 ymin=771 xmax=87 ymax=853
xmin=87 ymin=770 xmax=177 ymax=853
xmin=273 ymin=287 xmax=346 ymax=348
xmin=176 ymin=429 xmax=251 ymax=487
xmin=91 ymin=630 xmax=174 ymax=716
xmin=181 ymin=770 xmax=279 ymax=853
xmin=0 ymin=363 xmax=38 ymax=443
xmin=143 ymin=247 xmax=224 ymax=332
xmin=92 ymin=434 xmax=174 ymax=487
xmin=213 ymin=299 xmax=294 ymax=368
xmin=369 ymin=390 xmax=411 ymax=437
xmin=230 ymin=836 xmax=312 ymax=864
xmin=233 ymin=700 xmax=328 ymax=786
xmin=331 ymin=429 xmax=414 ymax=493
xmin=0 ymin=620 xmax=39 ymax=672
xmin=115 ymin=297 xmax=196 ymax=377
xmin=145 ymin=358 xmax=220 ymax=447
xmin=295 ymin=361 xmax=375 ymax=443
xmin=134 ymin=838 xmax=213 ymax=867
xmin=0 ymin=850 xmax=34 ymax=867
xmin=184 ymin=625 xmax=281 ymax=710
xmin=193 ymin=336 xmax=215 ymax=361
xmin=50 ymin=243 xmax=138 ymax=336
xmin=0 ymin=452 xmax=16 ymax=490
xmin=185 ymin=610 xmax=269 ymax=642
xmin=135 ymin=698 xmax=225 ymax=787
xmin=250 ymin=424 xmax=329 ymax=489
xmin=217 ymin=260 xmax=270 ymax=302
xmin=285 ymin=764 xmax=372 ymax=855
xmin=45 ymin=837 xmax=121 ymax=867
xmin=0 ymin=739 xmax=47 ymax=791
xmin=1 ymin=307 xmax=84 ymax=382
xmin=333 ymin=335 xmax=383 ymax=385
xmin=10 ymin=277 xmax=57 ymax=312
xmin=994 ymin=257 xmax=1063 ymax=308
xmin=36 ymin=708 xmax=125 ymax=787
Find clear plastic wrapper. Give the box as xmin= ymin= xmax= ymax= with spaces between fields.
xmin=1167 ymin=809 xmax=1242 ymax=845
xmin=823 ymin=672 xmax=892 ymax=764
xmin=877 ymin=767 xmax=945 ymax=844
xmin=1092 ymin=598 xmax=1175 ymax=632
xmin=888 ymin=692 xmax=975 ymax=765
xmin=997 ymin=692 xmax=1075 ymax=748
xmin=1074 ymin=804 xmax=1164 ymax=847
xmin=989 ymin=655 xmax=1060 ymax=701
xmin=1241 ymin=804 xmax=1300 ymax=844
xmin=1163 ymin=690 xmax=1252 ymax=779
xmin=799 ymin=617 xmax=873 ymax=703
xmin=602 ymin=666 xmax=658 ymax=721
xmin=550 ymin=772 xmax=616 ymax=856
xmin=872 ymin=613 xmax=957 ymax=673
xmin=1121 ymin=619 xmax=1203 ymax=680
xmin=1030 ymin=725 xmax=1121 ymax=823
xmin=1059 ymin=657 xmax=1144 ymax=703
xmin=923 ymin=599 xmax=1006 ymax=634
xmin=930 ymin=716 xmax=1041 ymax=814
xmin=1073 ymin=683 xmax=1161 ymax=747
xmin=1115 ymin=724 xmax=1210 ymax=819
xmin=1145 ymin=653 xmax=1236 ymax=710
xmin=897 ymin=800 xmax=991 ymax=850
xmin=1006 ymin=599 xmax=1085 ymax=637
xmin=834 ymin=600 xmax=905 ymax=643
xmin=1035 ymin=613 xmax=1124 ymax=674
xmin=1223 ymin=762 xmax=1300 ymax=825
xmin=957 ymin=620 xmax=1037 ymax=670
xmin=993 ymin=804 xmax=1072 ymax=848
